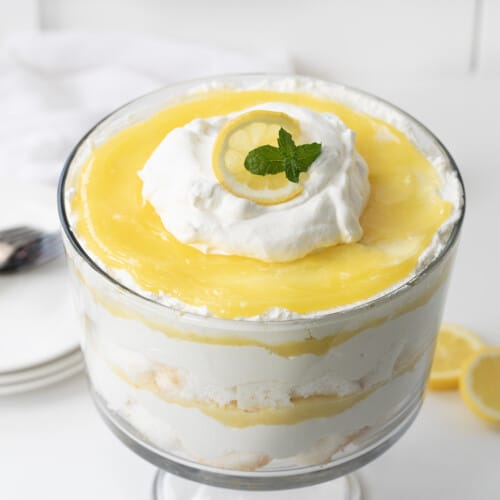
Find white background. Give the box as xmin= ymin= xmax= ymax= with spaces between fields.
xmin=3 ymin=0 xmax=499 ymax=79
xmin=1 ymin=1 xmax=499 ymax=499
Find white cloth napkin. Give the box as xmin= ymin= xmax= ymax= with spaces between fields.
xmin=0 ymin=31 xmax=293 ymax=184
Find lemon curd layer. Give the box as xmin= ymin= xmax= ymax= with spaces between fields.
xmin=108 ymin=349 xmax=422 ymax=428
xmin=72 ymin=89 xmax=452 ymax=319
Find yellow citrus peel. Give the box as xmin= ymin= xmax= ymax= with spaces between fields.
xmin=429 ymin=323 xmax=483 ymax=390
xmin=459 ymin=347 xmax=500 ymax=424
xmin=212 ymin=110 xmax=304 ymax=205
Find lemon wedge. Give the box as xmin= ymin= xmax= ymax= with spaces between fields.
xmin=460 ymin=348 xmax=500 ymax=424
xmin=212 ymin=110 xmax=303 ymax=205
xmin=429 ymin=323 xmax=484 ymax=390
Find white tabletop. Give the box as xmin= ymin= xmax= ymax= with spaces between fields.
xmin=1 ymin=75 xmax=499 ymax=500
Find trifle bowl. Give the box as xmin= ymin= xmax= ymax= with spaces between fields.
xmin=58 ymin=74 xmax=464 ymax=499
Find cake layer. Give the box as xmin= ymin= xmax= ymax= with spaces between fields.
xmin=81 ymin=277 xmax=444 ymax=410
xmin=87 ymin=340 xmax=430 ymax=469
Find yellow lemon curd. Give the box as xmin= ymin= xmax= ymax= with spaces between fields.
xmin=72 ymin=89 xmax=452 ymax=319
xmin=107 ymin=348 xmax=423 ymax=427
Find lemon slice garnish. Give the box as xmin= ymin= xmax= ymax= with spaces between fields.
xmin=460 ymin=347 xmax=500 ymax=424
xmin=212 ymin=110 xmax=303 ymax=205
xmin=429 ymin=323 xmax=484 ymax=390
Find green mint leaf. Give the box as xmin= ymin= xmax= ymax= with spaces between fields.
xmin=277 ymin=128 xmax=296 ymax=158
xmin=244 ymin=145 xmax=283 ymax=176
xmin=283 ymin=156 xmax=302 ymax=183
xmin=277 ymin=128 xmax=302 ymax=183
xmin=295 ymin=143 xmax=322 ymax=172
xmin=243 ymin=126 xmax=322 ymax=184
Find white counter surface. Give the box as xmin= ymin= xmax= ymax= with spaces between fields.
xmin=1 ymin=76 xmax=499 ymax=499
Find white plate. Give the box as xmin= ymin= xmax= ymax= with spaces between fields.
xmin=0 ymin=360 xmax=85 ymax=396
xmin=0 ymin=348 xmax=83 ymax=385
xmin=0 ymin=177 xmax=80 ymax=373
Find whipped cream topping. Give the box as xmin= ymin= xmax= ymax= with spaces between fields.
xmin=139 ymin=103 xmax=370 ymax=262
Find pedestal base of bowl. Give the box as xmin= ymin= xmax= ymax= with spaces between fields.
xmin=153 ymin=470 xmax=362 ymax=500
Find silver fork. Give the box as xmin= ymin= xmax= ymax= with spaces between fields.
xmin=0 ymin=226 xmax=64 ymax=272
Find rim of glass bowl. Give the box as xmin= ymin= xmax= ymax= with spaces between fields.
xmin=57 ymin=73 xmax=465 ymax=328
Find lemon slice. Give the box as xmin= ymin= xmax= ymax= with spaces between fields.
xmin=212 ymin=110 xmax=303 ymax=205
xmin=428 ymin=323 xmax=484 ymax=390
xmin=460 ymin=348 xmax=500 ymax=424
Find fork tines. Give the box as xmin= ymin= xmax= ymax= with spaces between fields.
xmin=0 ymin=226 xmax=63 ymax=272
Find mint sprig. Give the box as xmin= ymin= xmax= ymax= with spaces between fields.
xmin=244 ymin=128 xmax=322 ymax=183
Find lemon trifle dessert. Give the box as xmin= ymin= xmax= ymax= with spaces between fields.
xmin=60 ymin=75 xmax=464 ymax=478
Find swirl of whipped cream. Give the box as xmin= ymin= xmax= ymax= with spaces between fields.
xmin=139 ymin=103 xmax=370 ymax=262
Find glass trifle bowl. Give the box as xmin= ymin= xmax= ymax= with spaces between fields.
xmin=58 ymin=74 xmax=464 ymax=499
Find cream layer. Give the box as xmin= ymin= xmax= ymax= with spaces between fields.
xmin=139 ymin=102 xmax=370 ymax=262
xmin=82 ymin=283 xmax=443 ymax=410
xmin=86 ymin=341 xmax=430 ymax=469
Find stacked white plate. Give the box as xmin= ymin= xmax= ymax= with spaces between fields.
xmin=0 ymin=347 xmax=84 ymax=396
xmin=0 ymin=178 xmax=83 ymax=395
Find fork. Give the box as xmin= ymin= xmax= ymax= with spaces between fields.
xmin=0 ymin=226 xmax=64 ymax=272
